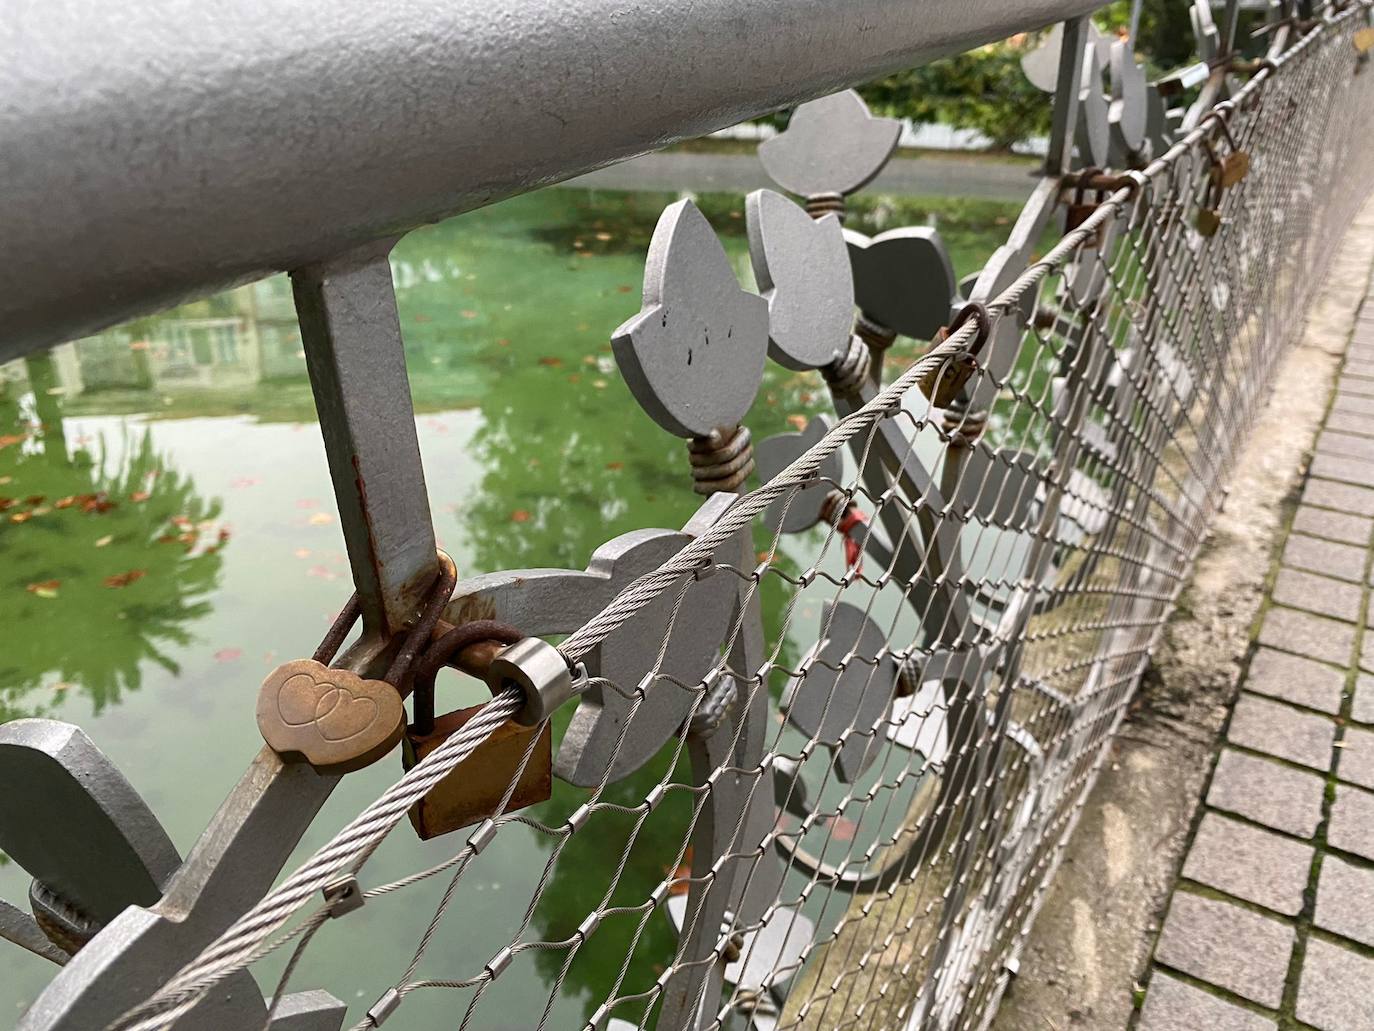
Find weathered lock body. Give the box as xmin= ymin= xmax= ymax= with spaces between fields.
xmin=403 ymin=622 xmax=553 ymax=840
xmin=1063 ymin=171 xmax=1109 ymax=249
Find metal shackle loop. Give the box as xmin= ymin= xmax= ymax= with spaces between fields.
xmin=487 ymin=637 xmax=583 ymax=726
xmin=409 ymin=619 xmax=523 ymax=736
xmin=311 ymin=551 xmax=458 ymax=686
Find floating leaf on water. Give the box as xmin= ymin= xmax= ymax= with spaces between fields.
xmin=307 ymin=512 xmax=334 ymax=526
xmin=103 ymin=569 xmax=147 ymax=588
xmin=0 ymin=476 xmax=11 ymax=485
xmin=606 ymin=461 xmax=624 ymax=471
xmin=129 ymin=340 xmax=150 ymax=351
xmin=538 ymin=356 xmax=563 ymax=367
xmin=511 ymin=509 xmax=531 ymax=523
xmin=295 ymin=498 xmax=319 ymax=509
xmin=594 ymin=232 xmax=613 ymax=242
xmin=592 ymin=379 xmax=607 ymax=389
xmin=26 ymin=580 xmax=60 ymax=597
xmin=616 ymin=284 xmax=632 ymax=293
xmin=461 ymin=310 xmax=478 ymax=319
xmin=306 ymin=565 xmax=337 ymax=580
xmin=293 ymin=547 xmax=312 ymax=559
xmin=10 ymin=512 xmax=32 ymax=524
xmin=0 ymin=434 xmax=28 ymax=449
xmin=94 ymin=535 xmax=113 ymax=548
xmin=23 ymin=495 xmax=45 ymax=506
xmin=786 ymin=414 xmax=808 ymax=431
xmin=129 ymin=491 xmax=151 ymax=503
xmin=214 ymin=647 xmax=243 ymax=662
xmin=230 ymin=476 xmax=259 ymax=488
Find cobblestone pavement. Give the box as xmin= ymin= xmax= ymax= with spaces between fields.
xmin=1136 ymin=272 xmax=1374 ymax=1030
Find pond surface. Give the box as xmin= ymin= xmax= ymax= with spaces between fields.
xmin=0 ymin=182 xmax=1026 ymax=1028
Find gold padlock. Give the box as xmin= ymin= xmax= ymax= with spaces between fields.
xmin=1354 ymin=26 xmax=1374 ymax=55
xmin=1196 ymin=207 xmax=1223 ymax=237
xmin=402 ymin=621 xmax=552 ymax=840
xmin=1216 ymin=150 xmax=1250 ymax=190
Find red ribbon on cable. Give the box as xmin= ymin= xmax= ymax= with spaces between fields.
xmin=837 ymin=504 xmax=869 ymax=574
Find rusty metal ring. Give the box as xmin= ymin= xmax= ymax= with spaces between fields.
xmin=411 ymin=619 xmax=524 ymax=734
xmin=945 ymin=301 xmax=991 ymax=358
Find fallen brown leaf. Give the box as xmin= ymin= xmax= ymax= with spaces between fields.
xmin=103 ymin=569 xmax=146 ymax=588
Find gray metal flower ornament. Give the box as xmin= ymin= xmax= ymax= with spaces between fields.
xmin=612 ymin=199 xmax=769 ymax=439
xmin=745 ymin=188 xmax=854 ymax=371
xmin=1076 ymin=44 xmax=1111 ymax=168
xmin=844 ymin=227 xmax=959 ymax=341
xmin=757 ymin=89 xmax=901 ymax=199
xmin=1108 ymin=38 xmax=1149 ymax=160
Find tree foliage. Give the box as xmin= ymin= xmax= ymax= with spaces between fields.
xmin=857 ymin=40 xmax=1051 ymax=152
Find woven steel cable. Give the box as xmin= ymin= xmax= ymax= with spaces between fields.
xmin=112 ymin=687 xmax=523 ymax=1031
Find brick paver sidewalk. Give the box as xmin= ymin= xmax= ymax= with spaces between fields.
xmin=1135 ymin=280 xmax=1374 ymax=1029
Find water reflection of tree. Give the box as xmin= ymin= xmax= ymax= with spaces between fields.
xmin=0 ymin=355 xmax=224 ymax=719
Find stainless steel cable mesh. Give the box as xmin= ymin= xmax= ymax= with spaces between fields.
xmin=115 ymin=10 xmax=1374 ymax=1031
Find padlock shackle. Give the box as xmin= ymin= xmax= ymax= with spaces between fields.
xmin=410 ymin=620 xmax=524 ymax=736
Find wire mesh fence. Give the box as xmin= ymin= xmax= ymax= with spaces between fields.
xmin=114 ymin=8 xmax=1374 ymax=1031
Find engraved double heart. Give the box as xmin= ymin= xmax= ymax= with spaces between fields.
xmin=277 ymin=669 xmax=379 ymax=741
xmin=256 ymin=659 xmax=405 ymax=772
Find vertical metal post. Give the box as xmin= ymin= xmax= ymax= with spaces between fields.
xmin=292 ymin=242 xmax=439 ymax=650
xmin=1044 ymin=17 xmax=1089 ymax=177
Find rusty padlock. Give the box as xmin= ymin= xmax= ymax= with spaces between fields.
xmin=402 ymin=620 xmax=552 ymax=840
xmin=1207 ymin=118 xmax=1250 ymax=191
xmin=1064 ymin=168 xmax=1108 ymax=249
xmin=924 ymin=302 xmax=990 ymax=409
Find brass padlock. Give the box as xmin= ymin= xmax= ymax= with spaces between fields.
xmin=256 ymin=554 xmax=457 ymax=774
xmin=1354 ymin=26 xmax=1374 ymax=55
xmin=1207 ymin=119 xmax=1250 ymax=190
xmin=403 ymin=621 xmax=552 ymax=840
xmin=1196 ymin=207 xmax=1223 ymax=237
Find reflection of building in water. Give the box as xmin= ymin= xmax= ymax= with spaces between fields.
xmin=40 ymin=277 xmax=306 ymax=395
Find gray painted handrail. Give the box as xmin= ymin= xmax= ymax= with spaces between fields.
xmin=0 ymin=0 xmax=1099 ymax=357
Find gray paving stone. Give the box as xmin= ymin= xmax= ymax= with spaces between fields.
xmin=1154 ymin=891 xmax=1293 ymax=1007
xmin=1291 ymin=505 xmax=1373 ymax=545
xmin=1207 ymin=749 xmax=1327 ymax=838
xmin=1257 ymin=607 xmax=1355 ymax=666
xmin=1314 ymin=855 xmax=1374 ymax=949
xmin=1345 ymin=361 xmax=1374 ymax=380
xmin=1302 ymin=477 xmax=1374 ymax=517
xmin=1245 ymin=648 xmax=1346 ymax=714
xmin=1181 ymin=813 xmax=1313 ymax=915
xmin=1324 ymin=410 xmax=1374 ymax=439
xmin=1296 ymin=936 xmax=1374 ymax=1031
xmin=1336 ymin=725 xmax=1374 ymax=789
xmin=1332 ymin=392 xmax=1374 ymax=418
xmin=1138 ymin=972 xmax=1275 ymax=1031
xmin=1227 ymin=693 xmax=1336 ymax=771
xmin=1328 ymin=784 xmax=1374 ymax=862
xmin=1353 ymin=674 xmax=1374 ymax=724
xmin=1318 ymin=429 xmax=1374 ymax=462
xmin=1271 ymin=569 xmax=1362 ymax=624
xmin=1310 ymin=452 xmax=1374 ymax=487
xmin=1281 ymin=534 xmax=1367 ymax=583
xmin=1338 ymin=377 xmax=1374 ymax=399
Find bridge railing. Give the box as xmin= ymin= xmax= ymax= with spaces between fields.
xmin=5 ymin=2 xmax=1374 ymax=1031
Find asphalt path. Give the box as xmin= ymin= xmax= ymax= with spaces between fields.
xmin=560 ymin=149 xmax=1039 ymax=201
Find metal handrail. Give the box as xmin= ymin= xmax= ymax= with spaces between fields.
xmin=0 ymin=0 xmax=1101 ymax=358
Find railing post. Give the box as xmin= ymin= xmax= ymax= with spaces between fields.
xmin=291 ymin=242 xmax=439 ymax=654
